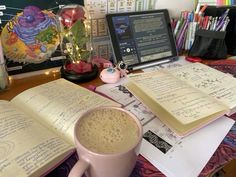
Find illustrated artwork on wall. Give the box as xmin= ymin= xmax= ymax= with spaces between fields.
xmin=1 ymin=6 xmax=60 ymax=63
xmin=0 ymin=0 xmax=84 ymax=75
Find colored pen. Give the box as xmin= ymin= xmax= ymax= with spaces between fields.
xmin=206 ymin=16 xmax=212 ymax=30
xmin=195 ymin=3 xmax=201 ymax=14
xmin=203 ymin=16 xmax=209 ymax=29
xmin=216 ymin=9 xmax=229 ymax=27
xmin=210 ymin=17 xmax=215 ymax=30
xmin=212 ymin=17 xmax=218 ymax=31
xmin=174 ymin=20 xmax=181 ymax=36
xmin=216 ymin=16 xmax=227 ymax=31
xmin=221 ymin=18 xmax=230 ymax=31
xmin=199 ymin=4 xmax=208 ymax=16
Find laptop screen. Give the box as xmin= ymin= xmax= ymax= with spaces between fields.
xmin=106 ymin=9 xmax=178 ymax=70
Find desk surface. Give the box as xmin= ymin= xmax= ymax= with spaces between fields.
xmin=0 ymin=68 xmax=235 ymax=177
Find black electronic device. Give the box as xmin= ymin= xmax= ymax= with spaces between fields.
xmin=106 ymin=9 xmax=178 ymax=70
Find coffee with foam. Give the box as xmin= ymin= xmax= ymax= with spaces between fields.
xmin=76 ymin=108 xmax=140 ymax=154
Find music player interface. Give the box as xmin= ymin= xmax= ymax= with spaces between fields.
xmin=112 ymin=12 xmax=173 ymax=66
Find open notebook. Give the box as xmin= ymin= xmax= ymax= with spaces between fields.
xmin=106 ymin=9 xmax=178 ymax=70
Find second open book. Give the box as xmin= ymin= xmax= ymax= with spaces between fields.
xmin=125 ymin=62 xmax=236 ymax=136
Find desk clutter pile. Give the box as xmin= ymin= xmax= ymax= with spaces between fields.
xmin=46 ymin=61 xmax=236 ymax=177
xmin=1 ymin=2 xmax=236 ymax=177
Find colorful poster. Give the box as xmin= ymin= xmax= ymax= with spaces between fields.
xmin=0 ymin=0 xmax=84 ymax=75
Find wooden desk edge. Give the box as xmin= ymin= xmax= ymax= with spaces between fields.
xmin=0 ymin=71 xmax=103 ymax=100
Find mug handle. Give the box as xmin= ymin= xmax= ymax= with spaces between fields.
xmin=68 ymin=158 xmax=89 ymax=177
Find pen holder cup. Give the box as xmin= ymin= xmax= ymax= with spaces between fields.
xmin=188 ymin=29 xmax=227 ymax=60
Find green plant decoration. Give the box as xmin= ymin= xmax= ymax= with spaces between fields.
xmin=63 ymin=20 xmax=91 ymax=62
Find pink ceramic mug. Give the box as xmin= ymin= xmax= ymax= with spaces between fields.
xmin=69 ymin=107 xmax=143 ymax=177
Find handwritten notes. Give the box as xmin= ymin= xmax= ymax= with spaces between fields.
xmin=11 ymin=79 xmax=120 ymax=143
xmin=0 ymin=100 xmax=72 ymax=177
xmin=128 ymin=71 xmax=227 ymax=124
xmin=170 ymin=63 xmax=236 ymax=112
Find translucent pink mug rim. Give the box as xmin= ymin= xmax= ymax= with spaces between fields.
xmin=74 ymin=106 xmax=143 ymax=157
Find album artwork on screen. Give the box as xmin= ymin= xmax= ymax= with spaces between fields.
xmin=0 ymin=0 xmax=83 ymax=75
